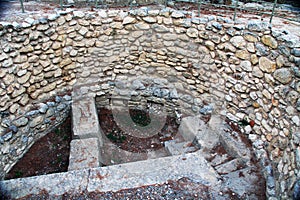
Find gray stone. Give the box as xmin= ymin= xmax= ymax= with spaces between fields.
xmin=169 ymin=88 xmax=179 ymax=99
xmin=199 ymin=104 xmax=213 ymax=115
xmin=55 ymin=96 xmax=62 ymax=103
xmin=0 ymin=169 xmax=89 ymax=198
xmin=29 ymin=116 xmax=44 ymax=128
xmin=26 ymin=110 xmax=39 ymax=117
xmin=0 ymin=53 xmax=8 ymax=62
xmin=278 ymin=45 xmax=290 ymax=57
xmin=73 ymin=11 xmax=85 ymax=18
xmin=293 ymin=180 xmax=300 ymax=200
xmin=230 ymin=36 xmax=246 ymax=49
xmin=57 ymin=104 xmax=67 ymax=111
xmin=273 ymin=68 xmax=292 ymax=84
xmin=78 ymin=27 xmax=88 ymax=36
xmin=252 ymin=66 xmax=264 ymax=78
xmin=255 ymin=43 xmax=269 ymax=56
xmin=14 ymin=117 xmax=28 ymax=127
xmin=63 ymin=95 xmax=72 ymax=101
xmin=143 ymin=16 xmax=156 ymax=23
xmin=247 ymin=21 xmax=268 ymax=32
xmin=180 ymin=94 xmax=193 ymax=103
xmin=212 ymin=22 xmax=222 ymax=30
xmin=291 ymin=48 xmax=300 ymax=57
xmin=240 ymin=60 xmax=252 ymax=72
xmin=2 ymin=132 xmax=12 ymax=141
xmin=287 ymin=91 xmax=299 ymax=105
xmin=278 ymin=34 xmax=300 ymax=48
xmin=152 ymin=24 xmax=169 ymax=33
xmin=215 ymin=159 xmax=241 ymax=174
xmin=134 ymin=22 xmax=150 ymax=30
xmin=136 ymin=7 xmax=148 ymax=17
xmin=161 ymin=89 xmax=169 ymax=97
xmin=21 ymin=135 xmax=28 ymax=143
xmin=292 ymin=116 xmax=300 ymax=126
xmin=2 ymin=58 xmax=13 ymax=68
xmin=153 ymin=88 xmax=162 ymax=98
xmin=9 ymin=125 xmax=18 ymax=133
xmin=38 ymin=103 xmax=49 ymax=114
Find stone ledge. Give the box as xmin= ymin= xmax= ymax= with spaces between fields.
xmin=0 ymin=151 xmax=219 ymax=199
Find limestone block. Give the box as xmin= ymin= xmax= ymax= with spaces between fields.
xmin=68 ymin=138 xmax=100 ymax=171
xmin=72 ymin=97 xmax=101 ymax=138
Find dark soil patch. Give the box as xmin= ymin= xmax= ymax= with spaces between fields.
xmin=97 ymin=107 xmax=180 ymax=153
xmin=5 ymin=117 xmax=72 ymax=180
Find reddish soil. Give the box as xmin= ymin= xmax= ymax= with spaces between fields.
xmin=5 ymin=117 xmax=72 ymax=180
xmin=97 ymin=107 xmax=180 ymax=153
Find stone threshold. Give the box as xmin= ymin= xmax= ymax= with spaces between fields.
xmin=0 ymin=151 xmax=219 ymax=199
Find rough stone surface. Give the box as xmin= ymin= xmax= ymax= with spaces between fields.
xmin=273 ymin=68 xmax=293 ymax=84
xmin=68 ymin=138 xmax=100 ymax=171
xmin=261 ymin=35 xmax=278 ymax=49
xmin=259 ymin=57 xmax=276 ymax=73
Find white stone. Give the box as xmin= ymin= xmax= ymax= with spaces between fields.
xmin=292 ymin=116 xmax=300 ymax=126
xmin=73 ymin=11 xmax=85 ymax=18
xmin=123 ymin=16 xmax=136 ymax=25
xmin=171 ymin=11 xmax=185 ymax=18
xmin=186 ymin=28 xmax=198 ymax=38
xmin=230 ymin=36 xmax=246 ymax=49
xmin=240 ymin=60 xmax=252 ymax=72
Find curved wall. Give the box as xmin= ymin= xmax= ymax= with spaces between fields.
xmin=0 ymin=7 xmax=299 ymax=198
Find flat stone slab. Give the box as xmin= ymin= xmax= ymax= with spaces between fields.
xmin=0 ymin=151 xmax=220 ymax=199
xmin=68 ymin=138 xmax=100 ymax=171
xmin=0 ymin=169 xmax=89 ymax=199
xmin=89 ymin=151 xmax=220 ymax=192
xmin=72 ymin=97 xmax=101 ymax=138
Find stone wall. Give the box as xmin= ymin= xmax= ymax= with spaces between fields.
xmin=0 ymin=7 xmax=299 ymax=198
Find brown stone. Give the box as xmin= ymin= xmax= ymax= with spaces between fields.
xmin=259 ymin=57 xmax=276 ymax=73
xmin=235 ymin=50 xmax=250 ymax=60
xmin=261 ymin=35 xmax=278 ymax=49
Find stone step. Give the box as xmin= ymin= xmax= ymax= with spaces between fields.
xmin=68 ymin=138 xmax=100 ymax=171
xmin=215 ymin=158 xmax=244 ymax=175
xmin=164 ymin=140 xmax=199 ymax=155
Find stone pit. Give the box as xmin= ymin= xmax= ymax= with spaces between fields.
xmin=0 ymin=5 xmax=299 ymax=199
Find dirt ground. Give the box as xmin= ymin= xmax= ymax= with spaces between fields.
xmin=5 ymin=117 xmax=72 ymax=180
xmin=98 ymin=107 xmax=181 ymax=153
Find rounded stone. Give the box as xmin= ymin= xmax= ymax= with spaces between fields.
xmin=273 ymin=68 xmax=293 ymax=84
xmin=240 ymin=60 xmax=252 ymax=72
xmin=261 ymin=35 xmax=278 ymax=49
xmin=230 ymin=36 xmax=246 ymax=49
xmin=259 ymin=57 xmax=276 ymax=73
xmin=186 ymin=28 xmax=198 ymax=38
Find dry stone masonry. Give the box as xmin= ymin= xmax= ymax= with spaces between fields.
xmin=0 ymin=6 xmax=299 ymax=199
